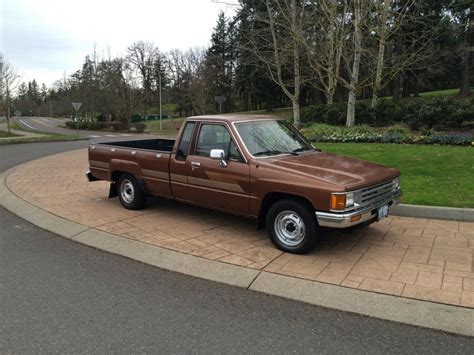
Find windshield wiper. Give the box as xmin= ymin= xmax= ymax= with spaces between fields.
xmin=292 ymin=146 xmax=315 ymax=153
xmin=254 ymin=150 xmax=298 ymax=157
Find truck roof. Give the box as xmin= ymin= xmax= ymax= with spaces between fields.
xmin=187 ymin=114 xmax=282 ymax=123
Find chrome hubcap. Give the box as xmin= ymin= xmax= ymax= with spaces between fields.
xmin=274 ymin=210 xmax=306 ymax=247
xmin=120 ymin=179 xmax=135 ymax=204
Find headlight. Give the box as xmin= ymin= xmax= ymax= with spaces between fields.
xmin=393 ymin=177 xmax=401 ymax=189
xmin=346 ymin=192 xmax=355 ymax=207
xmin=330 ymin=192 xmax=354 ymax=210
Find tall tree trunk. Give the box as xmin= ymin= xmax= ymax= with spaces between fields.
xmin=460 ymin=5 xmax=473 ymax=97
xmin=265 ymin=0 xmax=302 ymax=126
xmin=326 ymin=78 xmax=335 ymax=104
xmin=346 ymin=1 xmax=362 ymax=127
xmin=6 ymin=101 xmax=11 ymax=133
xmin=291 ymin=0 xmax=301 ymax=127
xmin=293 ymin=37 xmax=301 ymax=127
xmin=460 ymin=51 xmax=471 ymax=97
xmin=371 ymin=0 xmax=391 ymax=108
xmin=292 ymin=97 xmax=300 ymax=127
xmin=393 ymin=73 xmax=403 ymax=100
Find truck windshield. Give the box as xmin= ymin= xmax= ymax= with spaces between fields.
xmin=235 ymin=120 xmax=314 ymax=157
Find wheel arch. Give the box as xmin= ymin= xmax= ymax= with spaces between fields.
xmin=257 ymin=192 xmax=316 ymax=229
xmin=110 ymin=171 xmax=149 ymax=197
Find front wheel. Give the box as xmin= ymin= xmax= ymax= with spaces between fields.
xmin=117 ymin=174 xmax=147 ymax=210
xmin=266 ymin=199 xmax=319 ymax=254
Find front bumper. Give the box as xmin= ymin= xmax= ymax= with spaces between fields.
xmin=315 ymin=191 xmax=402 ymax=228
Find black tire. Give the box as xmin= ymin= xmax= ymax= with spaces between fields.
xmin=117 ymin=174 xmax=147 ymax=210
xmin=266 ymin=198 xmax=319 ymax=254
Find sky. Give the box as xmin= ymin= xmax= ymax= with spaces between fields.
xmin=0 ymin=0 xmax=236 ymax=87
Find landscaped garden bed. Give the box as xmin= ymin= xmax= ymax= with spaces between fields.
xmin=301 ymin=123 xmax=474 ymax=146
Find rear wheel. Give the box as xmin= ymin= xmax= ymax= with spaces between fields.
xmin=117 ymin=174 xmax=147 ymax=210
xmin=266 ymin=199 xmax=319 ymax=254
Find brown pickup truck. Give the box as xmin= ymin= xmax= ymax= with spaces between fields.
xmin=87 ymin=115 xmax=402 ymax=253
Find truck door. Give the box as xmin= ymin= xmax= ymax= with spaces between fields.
xmin=169 ymin=121 xmax=196 ymax=201
xmin=186 ymin=123 xmax=250 ymax=215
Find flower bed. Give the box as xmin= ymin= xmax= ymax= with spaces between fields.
xmin=301 ymin=124 xmax=474 ymax=146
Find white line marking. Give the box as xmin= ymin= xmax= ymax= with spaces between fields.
xmin=19 ymin=119 xmax=37 ymax=130
xmin=88 ymin=135 xmax=100 ymax=138
xmin=104 ymin=135 xmax=116 ymax=137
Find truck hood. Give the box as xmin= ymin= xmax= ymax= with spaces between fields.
xmin=260 ymin=151 xmax=400 ymax=191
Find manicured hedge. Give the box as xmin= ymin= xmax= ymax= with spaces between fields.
xmin=65 ymin=121 xmax=107 ymax=130
xmin=65 ymin=120 xmax=146 ymax=133
xmin=300 ymin=97 xmax=474 ymax=130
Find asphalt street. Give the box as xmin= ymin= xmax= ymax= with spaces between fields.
xmin=0 ymin=141 xmax=473 ymax=353
xmin=11 ymin=116 xmax=110 ymax=138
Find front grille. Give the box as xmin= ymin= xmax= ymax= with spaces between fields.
xmin=358 ymin=179 xmax=399 ymax=209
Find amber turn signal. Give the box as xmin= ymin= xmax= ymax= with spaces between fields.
xmin=350 ymin=215 xmax=361 ymax=222
xmin=330 ymin=194 xmax=346 ymax=210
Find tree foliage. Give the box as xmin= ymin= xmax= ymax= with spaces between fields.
xmin=6 ymin=0 xmax=473 ymax=127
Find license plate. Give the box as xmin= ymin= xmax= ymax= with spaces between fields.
xmin=377 ymin=205 xmax=389 ymax=221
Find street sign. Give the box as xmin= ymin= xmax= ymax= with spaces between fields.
xmin=214 ymin=96 xmax=226 ymax=114
xmin=72 ymin=102 xmax=82 ymax=112
xmin=71 ymin=102 xmax=82 ymax=137
xmin=14 ymin=110 xmax=21 ymax=117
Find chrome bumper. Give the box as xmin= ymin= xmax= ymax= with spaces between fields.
xmin=315 ymin=191 xmax=402 ymax=228
xmin=85 ymin=170 xmax=100 ymax=182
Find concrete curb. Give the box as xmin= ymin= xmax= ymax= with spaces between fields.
xmin=1 ymin=162 xmax=473 ymax=337
xmin=250 ymin=272 xmax=474 ymax=337
xmin=392 ymin=204 xmax=474 ymax=222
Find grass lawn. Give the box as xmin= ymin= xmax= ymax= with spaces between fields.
xmin=317 ymin=143 xmax=474 ymax=208
xmin=0 ymin=123 xmax=86 ymax=145
xmin=0 ymin=134 xmax=87 ymax=145
xmin=0 ymin=130 xmax=20 ymax=138
xmin=145 ymin=117 xmax=185 ymax=137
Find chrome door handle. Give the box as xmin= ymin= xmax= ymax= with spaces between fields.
xmin=191 ymin=162 xmax=201 ymax=167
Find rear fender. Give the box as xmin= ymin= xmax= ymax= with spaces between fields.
xmin=109 ymin=159 xmax=142 ymax=180
xmin=109 ymin=159 xmax=148 ymax=196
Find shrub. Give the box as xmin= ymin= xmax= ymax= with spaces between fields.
xmin=65 ymin=121 xmax=107 ymax=130
xmin=132 ymin=122 xmax=146 ymax=133
xmin=301 ymin=123 xmax=473 ymax=146
xmin=108 ymin=121 xmax=128 ymax=131
xmin=301 ymin=96 xmax=473 ymax=130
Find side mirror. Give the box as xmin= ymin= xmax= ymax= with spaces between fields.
xmin=210 ymin=149 xmax=228 ymax=167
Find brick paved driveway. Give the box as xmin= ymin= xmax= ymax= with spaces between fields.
xmin=6 ymin=149 xmax=474 ymax=308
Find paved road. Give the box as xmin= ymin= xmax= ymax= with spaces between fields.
xmin=11 ymin=116 xmax=146 ymax=140
xmin=0 ymin=141 xmax=473 ymax=353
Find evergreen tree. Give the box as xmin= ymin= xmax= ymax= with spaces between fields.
xmin=206 ymin=12 xmax=234 ymax=112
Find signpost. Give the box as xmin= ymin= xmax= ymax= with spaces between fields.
xmin=214 ymin=96 xmax=226 ymax=114
xmin=14 ymin=110 xmax=21 ymax=117
xmin=72 ymin=102 xmax=82 ymax=136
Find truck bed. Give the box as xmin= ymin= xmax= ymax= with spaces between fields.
xmin=99 ymin=138 xmax=175 ymax=152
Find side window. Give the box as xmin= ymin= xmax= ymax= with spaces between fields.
xmin=176 ymin=122 xmax=195 ymax=160
xmin=196 ymin=124 xmax=231 ymax=157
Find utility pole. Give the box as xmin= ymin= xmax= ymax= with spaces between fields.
xmin=159 ymin=68 xmax=162 ymax=131
xmin=158 ymin=63 xmax=166 ymax=131
xmin=214 ymin=96 xmax=226 ymax=114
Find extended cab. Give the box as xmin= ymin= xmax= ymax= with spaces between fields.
xmin=87 ymin=115 xmax=402 ymax=253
